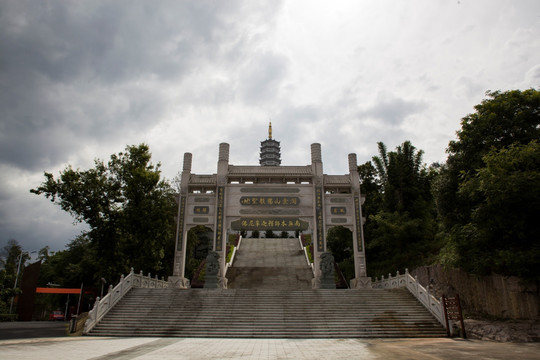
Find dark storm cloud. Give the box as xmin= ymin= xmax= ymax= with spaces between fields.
xmin=0 ymin=1 xmax=240 ymax=83
xmin=0 ymin=0 xmax=285 ymax=251
xmin=0 ymin=1 xmax=282 ymax=171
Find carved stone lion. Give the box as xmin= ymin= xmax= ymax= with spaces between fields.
xmin=320 ymin=252 xmax=335 ymax=278
xmin=206 ymin=251 xmax=220 ymax=276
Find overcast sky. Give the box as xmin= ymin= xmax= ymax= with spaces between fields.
xmin=1 ymin=0 xmax=539 ymax=255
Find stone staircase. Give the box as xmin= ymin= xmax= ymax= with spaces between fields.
xmin=88 ymin=287 xmax=446 ymax=337
xmin=226 ymin=238 xmax=313 ymax=289
xmin=88 ymin=238 xmax=446 ymax=338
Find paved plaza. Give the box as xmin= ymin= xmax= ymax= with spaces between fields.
xmin=1 ymin=336 xmax=539 ymax=360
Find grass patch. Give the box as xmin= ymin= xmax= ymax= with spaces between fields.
xmin=306 ymin=244 xmax=314 ymax=264
xmin=226 ymin=245 xmax=235 ymax=263
xmin=69 ymin=312 xmax=89 ymax=336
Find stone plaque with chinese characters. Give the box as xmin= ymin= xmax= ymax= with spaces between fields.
xmin=330 ymin=207 xmax=347 ymax=215
xmin=231 ymin=218 xmax=308 ymax=231
xmin=193 ymin=206 xmax=210 ymax=214
xmin=240 ymin=196 xmax=300 ymax=206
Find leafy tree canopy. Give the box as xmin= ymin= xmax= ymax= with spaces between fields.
xmin=452 ymin=141 xmax=540 ymax=278
xmin=31 ymin=144 xmax=177 ymax=283
xmin=360 ymin=141 xmax=438 ymax=278
xmin=437 ymin=89 xmax=540 ymax=226
xmin=448 ymin=89 xmax=540 ymax=175
xmin=436 ymin=89 xmax=540 ymax=279
xmin=0 ymin=240 xmax=30 ymax=313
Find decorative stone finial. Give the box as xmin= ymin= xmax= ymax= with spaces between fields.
xmin=311 ymin=143 xmax=322 ymax=163
xmin=269 ymin=122 xmax=273 ymax=139
xmin=218 ymin=143 xmax=230 ymax=162
xmin=183 ymin=153 xmax=192 ymax=171
xmin=348 ymin=153 xmax=357 ymax=173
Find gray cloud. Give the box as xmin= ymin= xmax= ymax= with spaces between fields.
xmin=359 ymin=95 xmax=427 ymax=126
xmin=239 ymin=52 xmax=290 ymax=103
xmin=0 ymin=1 xmax=284 ymax=172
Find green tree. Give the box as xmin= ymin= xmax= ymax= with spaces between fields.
xmin=366 ymin=141 xmax=437 ymax=277
xmin=372 ymin=141 xmax=431 ymax=217
xmin=327 ymin=226 xmax=355 ymax=284
xmin=358 ymin=161 xmax=383 ymax=217
xmin=452 ymin=141 xmax=540 ymax=278
xmin=185 ymin=226 xmax=212 ymax=281
xmin=436 ymin=89 xmax=540 ymax=227
xmin=327 ymin=226 xmax=353 ymax=263
xmin=31 ymin=144 xmax=177 ymax=283
xmin=37 ymin=235 xmax=98 ymax=288
xmin=435 ymin=89 xmax=540 ymax=278
xmin=0 ymin=240 xmax=30 ymax=314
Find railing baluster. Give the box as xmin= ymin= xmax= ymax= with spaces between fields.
xmin=84 ymin=267 xmax=169 ymax=334
xmin=371 ymin=269 xmax=445 ymax=326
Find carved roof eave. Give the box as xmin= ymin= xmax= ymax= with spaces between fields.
xmin=323 ymin=175 xmax=352 ymax=186
xmin=189 ymin=174 xmax=217 ymax=185
xmin=228 ymin=165 xmax=312 ymax=176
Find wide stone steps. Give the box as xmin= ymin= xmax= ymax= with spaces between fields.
xmin=88 ymin=288 xmax=446 ymax=338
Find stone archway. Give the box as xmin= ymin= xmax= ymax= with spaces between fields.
xmin=169 ymin=142 xmax=372 ymax=289
xmin=185 ymin=225 xmax=213 ymax=286
xmin=327 ymin=226 xmax=355 ymax=287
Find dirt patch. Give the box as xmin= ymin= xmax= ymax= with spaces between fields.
xmin=464 ymin=319 xmax=540 ymax=343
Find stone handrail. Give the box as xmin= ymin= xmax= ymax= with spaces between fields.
xmin=372 ymin=269 xmax=445 ymax=326
xmin=83 ymin=268 xmax=168 ymax=334
xmin=299 ymin=236 xmax=314 ymax=273
xmin=224 ymin=236 xmax=242 ymax=276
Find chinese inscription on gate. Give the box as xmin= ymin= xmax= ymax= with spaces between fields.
xmin=177 ymin=196 xmax=186 ymax=251
xmin=315 ymin=187 xmax=324 ymax=252
xmin=215 ymin=187 xmax=225 ymax=252
xmin=240 ymin=196 xmax=299 ymax=206
xmin=354 ymin=197 xmax=362 ymax=252
xmin=231 ymin=218 xmax=308 ymax=231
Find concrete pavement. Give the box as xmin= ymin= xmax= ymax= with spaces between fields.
xmin=0 ymin=336 xmax=539 ymax=360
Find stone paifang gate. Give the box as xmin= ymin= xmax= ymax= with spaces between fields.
xmin=168 ymin=134 xmax=372 ymax=289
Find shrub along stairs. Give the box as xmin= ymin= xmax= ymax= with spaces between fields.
xmin=87 ymin=238 xmax=446 ymax=338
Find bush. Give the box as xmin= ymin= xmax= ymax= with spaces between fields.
xmin=226 ymin=245 xmax=235 ymax=263
xmin=306 ymin=244 xmax=314 ymax=264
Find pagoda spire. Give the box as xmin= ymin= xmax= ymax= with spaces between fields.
xmin=260 ymin=122 xmax=281 ymax=166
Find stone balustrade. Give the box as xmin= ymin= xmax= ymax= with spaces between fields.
xmin=84 ymin=268 xmax=168 ymax=334
xmin=372 ymin=269 xmax=445 ymax=326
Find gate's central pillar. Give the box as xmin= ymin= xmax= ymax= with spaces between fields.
xmin=311 ymin=143 xmax=325 ymax=288
xmin=348 ymin=153 xmax=372 ymax=289
xmin=213 ymin=143 xmax=229 ymax=289
xmin=168 ymin=152 xmax=192 ymax=289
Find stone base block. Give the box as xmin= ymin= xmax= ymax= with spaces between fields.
xmin=168 ymin=276 xmax=190 ymax=289
xmin=350 ymin=277 xmax=372 ymax=289
xmin=312 ymin=276 xmax=336 ymax=289
xmin=204 ymin=276 xmax=228 ymax=289
xmin=218 ymin=277 xmax=228 ymax=289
